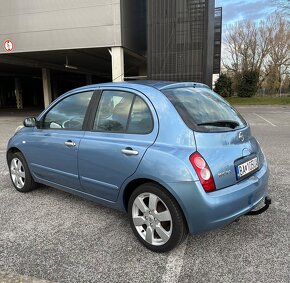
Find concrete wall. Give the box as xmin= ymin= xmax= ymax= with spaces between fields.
xmin=0 ymin=0 xmax=122 ymax=53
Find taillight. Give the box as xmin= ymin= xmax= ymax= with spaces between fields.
xmin=189 ymin=152 xmax=216 ymax=192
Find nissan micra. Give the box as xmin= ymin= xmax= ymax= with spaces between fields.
xmin=7 ymin=81 xmax=270 ymax=252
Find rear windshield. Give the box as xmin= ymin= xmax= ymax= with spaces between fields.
xmin=162 ymin=87 xmax=246 ymax=132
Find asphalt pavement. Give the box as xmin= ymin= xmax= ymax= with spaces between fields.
xmin=0 ymin=106 xmax=289 ymax=283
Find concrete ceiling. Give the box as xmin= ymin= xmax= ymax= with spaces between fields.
xmin=0 ymin=47 xmax=146 ymax=80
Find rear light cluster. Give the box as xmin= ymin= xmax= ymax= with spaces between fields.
xmin=190 ymin=152 xmax=216 ymax=193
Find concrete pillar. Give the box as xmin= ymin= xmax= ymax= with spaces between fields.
xmin=42 ymin=68 xmax=52 ymax=108
xmin=111 ymin=47 xmax=124 ymax=82
xmin=15 ymin=78 xmax=23 ymax=109
xmin=52 ymin=80 xmax=58 ymax=100
xmin=86 ymin=74 xmax=92 ymax=85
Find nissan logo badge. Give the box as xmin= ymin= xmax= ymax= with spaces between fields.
xmin=239 ymin=132 xmax=244 ymax=142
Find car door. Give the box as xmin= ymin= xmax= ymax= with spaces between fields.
xmin=25 ymin=91 xmax=94 ymax=190
xmin=78 ymin=88 xmax=158 ymax=201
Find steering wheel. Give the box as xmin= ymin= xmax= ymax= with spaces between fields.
xmin=97 ymin=120 xmax=124 ymax=131
xmin=62 ymin=118 xmax=83 ymax=129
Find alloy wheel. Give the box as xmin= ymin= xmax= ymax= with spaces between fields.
xmin=10 ymin=157 xmax=26 ymax=189
xmin=132 ymin=192 xmax=172 ymax=246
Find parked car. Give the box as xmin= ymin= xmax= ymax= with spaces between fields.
xmin=7 ymin=81 xmax=271 ymax=252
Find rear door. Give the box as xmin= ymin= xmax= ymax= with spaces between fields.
xmin=78 ymin=88 xmax=158 ymax=201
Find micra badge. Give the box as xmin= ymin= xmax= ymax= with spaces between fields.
xmin=238 ymin=132 xmax=244 ymax=142
xmin=218 ymin=169 xmax=231 ymax=177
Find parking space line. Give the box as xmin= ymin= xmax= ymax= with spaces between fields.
xmin=254 ymin=113 xmax=276 ymax=127
xmin=161 ymin=237 xmax=188 ymax=283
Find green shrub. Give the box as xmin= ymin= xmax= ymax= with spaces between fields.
xmin=214 ymin=73 xmax=233 ymax=97
xmin=237 ymin=70 xmax=259 ymax=97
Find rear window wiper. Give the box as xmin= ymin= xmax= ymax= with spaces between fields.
xmin=197 ymin=120 xmax=240 ymax=129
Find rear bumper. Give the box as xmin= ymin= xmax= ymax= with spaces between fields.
xmin=166 ymin=159 xmax=270 ymax=234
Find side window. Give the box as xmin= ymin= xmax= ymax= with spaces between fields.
xmin=94 ymin=91 xmax=134 ymax=132
xmin=128 ymin=96 xmax=153 ymax=134
xmin=43 ymin=91 xmax=93 ymax=130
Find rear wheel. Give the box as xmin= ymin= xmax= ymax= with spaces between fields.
xmin=128 ymin=183 xmax=188 ymax=252
xmin=8 ymin=152 xmax=37 ymax=192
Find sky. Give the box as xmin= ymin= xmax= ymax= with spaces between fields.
xmin=215 ymin=0 xmax=277 ymax=26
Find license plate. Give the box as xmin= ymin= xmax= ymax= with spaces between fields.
xmin=236 ymin=157 xmax=259 ymax=179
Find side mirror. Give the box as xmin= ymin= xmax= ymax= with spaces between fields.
xmin=23 ymin=117 xmax=36 ymax=127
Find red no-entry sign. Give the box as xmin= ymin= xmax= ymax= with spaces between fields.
xmin=4 ymin=39 xmax=14 ymax=52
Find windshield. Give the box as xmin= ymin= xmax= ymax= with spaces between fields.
xmin=162 ymin=87 xmax=246 ymax=132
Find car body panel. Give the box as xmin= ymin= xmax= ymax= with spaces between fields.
xmin=78 ymin=133 xmax=156 ymax=201
xmin=8 ymin=128 xmax=83 ymax=190
xmin=163 ymin=159 xmax=269 ymax=234
xmin=194 ymin=126 xmax=264 ymax=190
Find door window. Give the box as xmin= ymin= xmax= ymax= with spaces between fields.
xmin=94 ymin=91 xmax=134 ymax=132
xmin=94 ymin=90 xmax=153 ymax=134
xmin=127 ymin=96 xmax=153 ymax=134
xmin=43 ymin=91 xmax=93 ymax=130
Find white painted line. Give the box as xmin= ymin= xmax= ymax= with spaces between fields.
xmin=249 ymin=123 xmax=264 ymax=126
xmin=254 ymin=113 xmax=276 ymax=127
xmin=162 ymin=237 xmax=188 ymax=283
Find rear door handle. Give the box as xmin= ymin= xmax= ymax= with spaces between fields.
xmin=121 ymin=147 xmax=139 ymax=156
xmin=64 ymin=140 xmax=76 ymax=147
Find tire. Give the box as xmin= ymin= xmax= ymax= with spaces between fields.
xmin=128 ymin=183 xmax=188 ymax=252
xmin=8 ymin=151 xmax=37 ymax=193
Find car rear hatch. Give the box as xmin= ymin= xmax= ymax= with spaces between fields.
xmin=161 ymin=84 xmax=264 ymax=190
xmin=194 ymin=127 xmax=263 ymax=190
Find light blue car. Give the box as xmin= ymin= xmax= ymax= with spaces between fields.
xmin=7 ymin=81 xmax=271 ymax=252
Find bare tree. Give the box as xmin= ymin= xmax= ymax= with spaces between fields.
xmin=223 ymin=20 xmax=270 ymax=80
xmin=223 ymin=13 xmax=290 ymax=94
xmin=267 ymin=13 xmax=290 ymax=95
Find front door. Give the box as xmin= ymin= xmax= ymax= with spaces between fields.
xmin=24 ymin=91 xmax=94 ymax=190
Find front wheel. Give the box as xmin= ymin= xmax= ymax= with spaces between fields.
xmin=8 ymin=152 xmax=37 ymax=192
xmin=128 ymin=183 xmax=188 ymax=252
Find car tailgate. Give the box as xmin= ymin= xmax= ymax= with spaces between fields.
xmin=194 ymin=126 xmax=264 ymax=190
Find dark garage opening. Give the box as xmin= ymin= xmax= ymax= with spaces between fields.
xmin=0 ymin=78 xmax=15 ymax=108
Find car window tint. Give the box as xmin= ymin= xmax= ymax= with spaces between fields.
xmin=94 ymin=91 xmax=134 ymax=132
xmin=43 ymin=91 xmax=93 ymax=130
xmin=162 ymin=87 xmax=246 ymax=132
xmin=128 ymin=96 xmax=153 ymax=134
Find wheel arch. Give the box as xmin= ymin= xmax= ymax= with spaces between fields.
xmin=6 ymin=147 xmax=37 ymax=192
xmin=6 ymin=147 xmax=21 ymax=163
xmin=123 ymin=178 xmax=158 ymax=211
